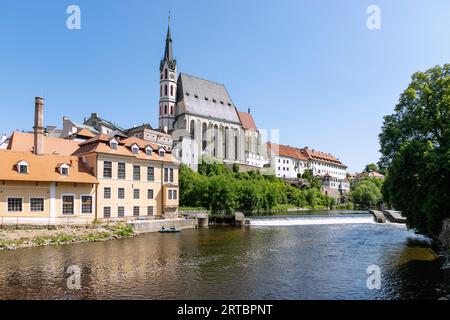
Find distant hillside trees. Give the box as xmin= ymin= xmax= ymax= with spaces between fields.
xmin=179 ymin=162 xmax=335 ymax=215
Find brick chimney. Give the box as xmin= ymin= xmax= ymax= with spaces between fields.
xmin=33 ymin=97 xmax=45 ymax=155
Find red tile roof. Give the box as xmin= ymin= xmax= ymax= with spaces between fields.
xmin=267 ymin=143 xmax=309 ymax=161
xmin=0 ymin=150 xmax=98 ymax=184
xmin=237 ymin=111 xmax=257 ymax=131
xmin=7 ymin=132 xmax=81 ymax=156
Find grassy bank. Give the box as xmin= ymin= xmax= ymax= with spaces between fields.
xmin=0 ymin=223 xmax=135 ymax=250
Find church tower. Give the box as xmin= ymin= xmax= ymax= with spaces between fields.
xmin=159 ymin=17 xmax=177 ymax=132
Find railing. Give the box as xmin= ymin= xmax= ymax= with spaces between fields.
xmin=0 ymin=216 xmax=94 ymax=228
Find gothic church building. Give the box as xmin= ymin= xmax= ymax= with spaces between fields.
xmin=158 ymin=22 xmax=267 ymax=171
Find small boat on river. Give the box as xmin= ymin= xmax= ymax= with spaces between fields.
xmin=159 ymin=227 xmax=181 ymax=233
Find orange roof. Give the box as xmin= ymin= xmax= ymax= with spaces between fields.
xmin=300 ymin=148 xmax=345 ymax=166
xmin=75 ymin=128 xmax=96 ymax=138
xmin=237 ymin=111 xmax=257 ymax=131
xmin=78 ymin=134 xmax=112 ymax=146
xmin=73 ymin=135 xmax=179 ymax=164
xmin=120 ymin=137 xmax=160 ymax=150
xmin=0 ymin=150 xmax=98 ymax=184
xmin=8 ymin=131 xmax=80 ymax=156
xmin=267 ymin=143 xmax=309 ymax=161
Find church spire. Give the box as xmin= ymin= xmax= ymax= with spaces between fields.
xmin=160 ymin=13 xmax=176 ymax=71
xmin=164 ymin=13 xmax=173 ymax=61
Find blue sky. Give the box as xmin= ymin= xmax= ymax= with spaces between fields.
xmin=1 ymin=0 xmax=450 ymax=172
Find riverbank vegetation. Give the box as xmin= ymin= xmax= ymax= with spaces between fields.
xmin=350 ymin=176 xmax=383 ymax=208
xmin=179 ymin=162 xmax=336 ymax=214
xmin=0 ymin=223 xmax=135 ymax=250
xmin=379 ymin=64 xmax=450 ymax=238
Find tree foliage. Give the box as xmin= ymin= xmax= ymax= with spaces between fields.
xmin=379 ymin=64 xmax=450 ymax=236
xmin=179 ymin=162 xmax=335 ymax=215
xmin=351 ymin=178 xmax=382 ymax=208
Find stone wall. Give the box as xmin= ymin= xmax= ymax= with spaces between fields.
xmin=439 ymin=219 xmax=450 ymax=248
xmin=128 ymin=218 xmax=197 ymax=234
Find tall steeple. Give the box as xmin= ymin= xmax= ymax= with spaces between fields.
xmin=160 ymin=13 xmax=176 ymax=71
xmin=158 ymin=13 xmax=177 ymax=132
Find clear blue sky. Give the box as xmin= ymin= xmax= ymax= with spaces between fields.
xmin=1 ymin=0 xmax=450 ymax=172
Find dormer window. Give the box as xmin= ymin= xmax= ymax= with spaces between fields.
xmin=59 ymin=164 xmax=70 ymax=176
xmin=17 ymin=161 xmax=29 ymax=174
xmin=110 ymin=139 xmax=118 ymax=150
xmin=194 ymin=94 xmax=199 ymax=99
xmin=227 ymin=102 xmax=232 ymax=106
xmin=159 ymin=148 xmax=166 ymax=157
xmin=131 ymin=144 xmax=140 ymax=155
xmin=205 ymin=97 xmax=209 ymax=101
xmin=145 ymin=147 xmax=153 ymax=156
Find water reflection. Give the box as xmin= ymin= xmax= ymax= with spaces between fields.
xmin=0 ymin=213 xmax=449 ymax=300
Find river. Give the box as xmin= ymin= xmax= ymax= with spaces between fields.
xmin=0 ymin=210 xmax=449 ymax=300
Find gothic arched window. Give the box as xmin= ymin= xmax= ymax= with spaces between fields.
xmin=170 ymin=85 xmax=174 ymax=96
xmin=164 ymin=105 xmax=168 ymax=114
xmin=164 ymin=69 xmax=168 ymax=79
xmin=165 ymin=85 xmax=168 ymax=95
xmin=170 ymin=105 xmax=173 ymax=115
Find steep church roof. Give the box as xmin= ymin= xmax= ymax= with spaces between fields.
xmin=176 ymin=73 xmax=240 ymax=124
xmin=237 ymin=111 xmax=257 ymax=131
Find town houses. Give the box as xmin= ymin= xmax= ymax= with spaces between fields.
xmin=0 ymin=98 xmax=179 ymax=224
xmin=0 ymin=20 xmax=350 ymax=224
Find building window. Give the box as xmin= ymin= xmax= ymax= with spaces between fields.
xmin=7 ymin=198 xmax=22 ymax=212
xmin=170 ymin=85 xmax=173 ymax=96
xmin=133 ymin=206 xmax=140 ymax=217
xmin=103 ymin=207 xmax=111 ymax=218
xmin=118 ymin=188 xmax=125 ymax=199
xmin=164 ymin=69 xmax=168 ymax=79
xmin=146 ymin=147 xmax=152 ymax=156
xmin=170 ymin=105 xmax=173 ymax=115
xmin=61 ymin=167 xmax=69 ymax=176
xmin=104 ymin=187 xmax=111 ymax=199
xmin=168 ymin=190 xmax=173 ymax=200
xmin=147 ymin=189 xmax=154 ymax=200
xmin=133 ymin=165 xmax=141 ymax=180
xmin=103 ymin=161 xmax=112 ymax=178
xmin=62 ymin=195 xmax=74 ymax=215
xmin=118 ymin=207 xmax=125 ymax=218
xmin=147 ymin=206 xmax=154 ymax=216
xmin=169 ymin=168 xmax=174 ymax=182
xmin=164 ymin=168 xmax=169 ymax=182
xmin=164 ymin=105 xmax=168 ymax=114
xmin=132 ymin=145 xmax=139 ymax=154
xmin=159 ymin=149 xmax=165 ymax=157
xmin=147 ymin=167 xmax=155 ymax=181
xmin=19 ymin=164 xmax=28 ymax=174
xmin=81 ymin=196 xmax=93 ymax=214
xmin=165 ymin=85 xmax=168 ymax=95
xmin=133 ymin=189 xmax=140 ymax=199
xmin=30 ymin=197 xmax=44 ymax=212
xmin=173 ymin=189 xmax=178 ymax=200
xmin=118 ymin=163 xmax=126 ymax=179
xmin=110 ymin=140 xmax=118 ymax=150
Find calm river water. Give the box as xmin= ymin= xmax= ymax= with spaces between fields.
xmin=0 ymin=211 xmax=449 ymax=300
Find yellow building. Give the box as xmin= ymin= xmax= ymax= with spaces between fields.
xmin=0 ymin=150 xmax=98 ymax=224
xmin=0 ymin=97 xmax=179 ymax=225
xmin=73 ymin=135 xmax=179 ymax=220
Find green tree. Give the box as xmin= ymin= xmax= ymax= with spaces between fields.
xmin=364 ymin=163 xmax=378 ymax=173
xmin=351 ymin=179 xmax=382 ymax=208
xmin=379 ymin=64 xmax=450 ymax=236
